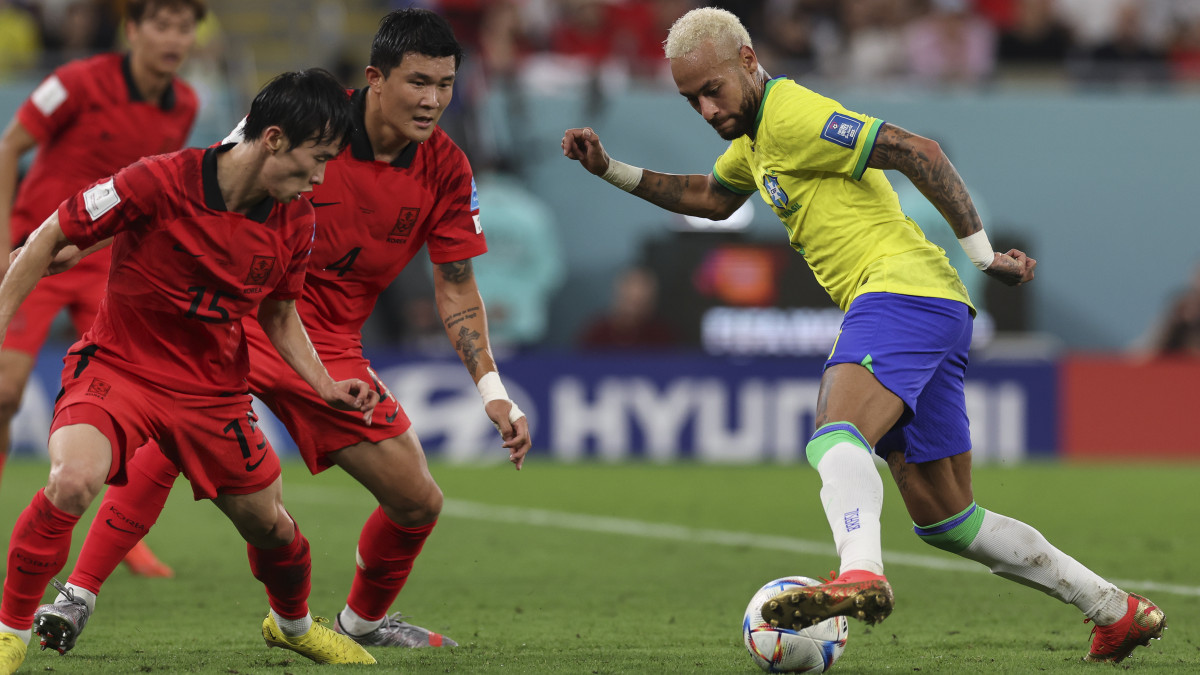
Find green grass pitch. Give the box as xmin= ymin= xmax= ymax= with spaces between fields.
xmin=1 ymin=458 xmax=1197 ymax=673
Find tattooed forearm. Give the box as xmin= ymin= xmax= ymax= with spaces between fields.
xmin=629 ymin=170 xmax=740 ymax=219
xmin=867 ymin=124 xmax=983 ymax=237
xmin=438 ymin=260 xmax=472 ymax=284
xmin=454 ymin=325 xmax=483 ymax=375
xmin=443 ymin=305 xmax=480 ymax=332
xmin=632 ymin=170 xmax=689 ymax=209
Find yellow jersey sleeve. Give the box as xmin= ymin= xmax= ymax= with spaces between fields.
xmin=712 ymin=137 xmax=757 ymax=195
xmin=764 ymin=85 xmax=881 ymax=181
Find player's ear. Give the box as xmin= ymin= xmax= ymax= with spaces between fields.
xmin=739 ymin=45 xmax=757 ymax=74
xmin=365 ymin=66 xmax=385 ymax=92
xmin=263 ymin=126 xmax=286 ymax=153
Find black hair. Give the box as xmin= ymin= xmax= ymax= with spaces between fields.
xmin=370 ymin=8 xmax=464 ymax=77
xmin=127 ymin=0 xmax=207 ymax=23
xmin=241 ymin=69 xmax=354 ymax=151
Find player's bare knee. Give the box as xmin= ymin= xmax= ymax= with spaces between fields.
xmin=0 ymin=380 xmax=26 ymax=421
xmin=381 ymin=482 xmax=442 ymax=526
xmin=240 ymin=510 xmax=295 ymax=548
xmin=420 ymin=484 xmax=444 ymax=520
xmin=44 ymin=467 xmax=105 ymax=515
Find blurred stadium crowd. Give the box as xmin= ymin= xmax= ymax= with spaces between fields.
xmin=422 ymin=0 xmax=1200 ymax=89
xmin=1 ymin=1 xmax=1199 ymax=88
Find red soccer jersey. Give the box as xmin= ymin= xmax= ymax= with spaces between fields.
xmin=56 ymin=145 xmax=314 ymax=396
xmin=290 ymin=87 xmax=487 ymax=353
xmin=13 ymin=53 xmax=197 ymax=254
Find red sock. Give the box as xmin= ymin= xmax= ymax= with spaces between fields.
xmin=69 ymin=444 xmax=179 ymax=594
xmin=1 ymin=489 xmax=80 ymax=629
xmin=346 ymin=508 xmax=435 ymax=621
xmin=247 ymin=520 xmax=311 ymax=620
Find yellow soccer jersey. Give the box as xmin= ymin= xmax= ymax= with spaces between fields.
xmin=712 ymin=77 xmax=971 ymax=312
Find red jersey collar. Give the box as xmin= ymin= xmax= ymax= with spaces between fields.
xmin=121 ymin=53 xmax=178 ymax=111
xmin=348 ymin=87 xmax=419 ymax=169
xmin=202 ymin=144 xmax=274 ymax=223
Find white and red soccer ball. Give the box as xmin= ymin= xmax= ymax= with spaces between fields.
xmin=742 ymin=576 xmax=849 ymax=673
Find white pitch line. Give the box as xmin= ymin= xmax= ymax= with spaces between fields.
xmin=442 ymin=499 xmax=1200 ymax=598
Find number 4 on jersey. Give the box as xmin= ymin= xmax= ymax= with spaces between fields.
xmin=326 ymin=247 xmax=361 ymax=277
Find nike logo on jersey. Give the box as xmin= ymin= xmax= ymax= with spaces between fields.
xmin=243 ymin=449 xmax=265 ymax=470
xmin=385 ymin=404 xmax=400 ymax=424
xmin=172 ymin=243 xmax=203 ymax=257
xmin=311 ymin=201 xmax=341 ymax=208
xmin=246 ymin=441 xmax=269 ymax=471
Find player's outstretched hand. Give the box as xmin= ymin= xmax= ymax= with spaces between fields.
xmin=984 ymin=248 xmax=1036 ymax=287
xmin=484 ymin=398 xmax=531 ymax=470
xmin=562 ymin=127 xmax=612 ymax=177
xmin=324 ymin=378 xmax=380 ymax=424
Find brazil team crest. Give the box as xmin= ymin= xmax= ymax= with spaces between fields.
xmin=763 ymin=174 xmax=789 ymax=208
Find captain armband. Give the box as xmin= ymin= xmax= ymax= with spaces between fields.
xmin=958 ymin=230 xmax=995 ymax=270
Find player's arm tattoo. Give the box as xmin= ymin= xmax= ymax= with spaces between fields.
xmin=453 ymin=322 xmax=483 ymax=375
xmin=632 ymin=170 xmax=689 ymax=207
xmin=443 ymin=306 xmax=480 ymax=332
xmin=438 ymin=259 xmax=485 ymax=376
xmin=437 ymin=259 xmax=473 ymax=284
xmin=866 ymin=123 xmax=984 ymax=237
xmin=443 ymin=304 xmax=483 ymax=375
xmin=631 ymin=170 xmax=745 ymax=220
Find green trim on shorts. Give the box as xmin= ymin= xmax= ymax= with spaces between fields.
xmin=860 ymin=354 xmax=874 ymax=373
xmin=805 ymin=423 xmax=870 ymax=468
xmin=913 ymin=502 xmax=987 ymax=554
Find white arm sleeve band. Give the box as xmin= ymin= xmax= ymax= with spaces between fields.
xmin=601 ymin=159 xmax=643 ymax=193
xmin=958 ymin=229 xmax=995 ymax=270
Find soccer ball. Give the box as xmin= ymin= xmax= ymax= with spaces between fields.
xmin=742 ymin=576 xmax=849 ymax=673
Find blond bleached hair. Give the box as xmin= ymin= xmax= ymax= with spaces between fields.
xmin=663 ymin=7 xmax=752 ymax=60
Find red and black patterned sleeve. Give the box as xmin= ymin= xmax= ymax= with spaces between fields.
xmin=425 ymin=143 xmax=487 ymax=264
xmin=56 ymin=157 xmax=155 ymax=249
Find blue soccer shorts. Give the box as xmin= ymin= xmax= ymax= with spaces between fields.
xmin=825 ymin=292 xmax=974 ymax=464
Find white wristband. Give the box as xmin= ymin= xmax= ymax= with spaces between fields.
xmin=601 ymin=158 xmax=643 ymax=192
xmin=477 ymin=372 xmax=526 ymax=425
xmin=958 ymin=230 xmax=995 ymax=270
xmin=476 ymin=371 xmax=508 ymax=403
xmin=505 ymin=401 xmax=526 ymax=425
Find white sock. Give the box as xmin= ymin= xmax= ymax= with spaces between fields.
xmin=338 ymin=606 xmax=383 ymax=636
xmin=960 ymin=509 xmax=1128 ymax=624
xmin=270 ymin=610 xmax=313 ymax=637
xmin=815 ymin=442 xmax=884 ymax=576
xmin=55 ymin=583 xmax=97 ymax=614
xmin=0 ymin=624 xmax=30 ymax=644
